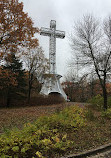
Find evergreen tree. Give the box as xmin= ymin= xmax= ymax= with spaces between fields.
xmin=1 ymin=53 xmax=26 ymax=107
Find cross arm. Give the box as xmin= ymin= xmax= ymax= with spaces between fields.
xmin=40 ymin=27 xmax=52 ymax=36
xmin=55 ymin=30 xmax=65 ymax=39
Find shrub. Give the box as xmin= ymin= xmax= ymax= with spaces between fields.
xmin=85 ymin=109 xmax=95 ymax=121
xmin=0 ymin=106 xmax=86 ymax=157
xmin=107 ymin=97 xmax=111 ymax=108
xmin=36 ymin=105 xmax=86 ymax=130
xmin=101 ymin=108 xmax=111 ymax=119
xmin=88 ymin=95 xmax=104 ymax=110
xmin=88 ymin=95 xmax=111 ymax=110
xmin=28 ymin=94 xmax=65 ymax=106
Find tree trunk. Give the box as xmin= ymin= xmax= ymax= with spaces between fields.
xmin=103 ymin=86 xmax=108 ymax=110
xmin=90 ymin=81 xmax=94 ymax=97
xmin=6 ymin=88 xmax=10 ymax=108
xmin=28 ymin=73 xmax=33 ymax=103
xmin=28 ymin=80 xmax=31 ymax=103
xmin=103 ymin=72 xmax=108 ymax=110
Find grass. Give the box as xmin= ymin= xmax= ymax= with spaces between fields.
xmin=0 ymin=102 xmax=111 ymax=157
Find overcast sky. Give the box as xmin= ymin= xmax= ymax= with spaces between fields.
xmin=20 ymin=0 xmax=111 ymax=78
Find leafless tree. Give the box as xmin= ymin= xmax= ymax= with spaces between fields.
xmin=21 ymin=46 xmax=49 ymax=102
xmin=64 ymin=69 xmax=79 ymax=101
xmin=70 ymin=14 xmax=111 ymax=110
xmin=64 ymin=69 xmax=88 ymax=101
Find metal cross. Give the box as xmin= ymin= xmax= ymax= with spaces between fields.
xmin=40 ymin=20 xmax=65 ymax=74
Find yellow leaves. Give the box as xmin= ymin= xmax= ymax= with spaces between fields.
xmin=62 ymin=134 xmax=67 ymax=141
xmin=35 ymin=130 xmax=42 ymax=135
xmin=52 ymin=135 xmax=60 ymax=143
xmin=101 ymin=108 xmax=111 ymax=119
xmin=42 ymin=138 xmax=52 ymax=146
xmin=35 ymin=151 xmax=44 ymax=158
xmin=21 ymin=148 xmax=26 ymax=153
xmin=55 ymin=137 xmax=60 ymax=143
xmin=52 ymin=129 xmax=58 ymax=133
xmin=27 ymin=123 xmax=31 ymax=127
xmin=21 ymin=143 xmax=31 ymax=153
xmin=0 ymin=105 xmax=87 ymax=157
xmin=12 ymin=146 xmax=19 ymax=152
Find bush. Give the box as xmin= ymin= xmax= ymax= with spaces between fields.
xmin=101 ymin=108 xmax=111 ymax=119
xmin=85 ymin=109 xmax=95 ymax=121
xmin=28 ymin=94 xmax=65 ymax=106
xmin=88 ymin=95 xmax=111 ymax=110
xmin=36 ymin=105 xmax=86 ymax=130
xmin=88 ymin=95 xmax=104 ymax=110
xmin=0 ymin=94 xmax=65 ymax=108
xmin=107 ymin=97 xmax=111 ymax=108
xmin=0 ymin=106 xmax=86 ymax=157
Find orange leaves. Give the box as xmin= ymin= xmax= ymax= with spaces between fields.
xmin=106 ymin=83 xmax=111 ymax=93
xmin=0 ymin=0 xmax=39 ymax=56
xmin=0 ymin=66 xmax=18 ymax=89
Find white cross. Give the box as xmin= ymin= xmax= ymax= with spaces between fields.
xmin=40 ymin=20 xmax=65 ymax=74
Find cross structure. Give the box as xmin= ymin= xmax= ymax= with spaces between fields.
xmin=40 ymin=20 xmax=65 ymax=74
xmin=40 ymin=20 xmax=67 ymax=100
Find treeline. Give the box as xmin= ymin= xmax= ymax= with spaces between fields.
xmin=0 ymin=49 xmax=49 ymax=107
xmin=63 ymin=73 xmax=111 ymax=103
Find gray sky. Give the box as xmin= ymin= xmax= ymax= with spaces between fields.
xmin=20 ymin=0 xmax=111 ymax=78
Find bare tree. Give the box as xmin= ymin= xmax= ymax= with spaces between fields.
xmin=70 ymin=14 xmax=111 ymax=110
xmin=64 ymin=68 xmax=88 ymax=102
xmin=21 ymin=46 xmax=49 ymax=102
xmin=64 ymin=69 xmax=79 ymax=101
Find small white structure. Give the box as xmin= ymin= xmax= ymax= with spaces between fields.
xmin=40 ymin=20 xmax=67 ymax=100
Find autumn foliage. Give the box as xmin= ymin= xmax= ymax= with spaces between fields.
xmin=0 ymin=0 xmax=42 ymax=107
xmin=0 ymin=66 xmax=17 ymax=89
xmin=62 ymin=79 xmax=111 ymax=103
xmin=0 ymin=0 xmax=38 ymax=57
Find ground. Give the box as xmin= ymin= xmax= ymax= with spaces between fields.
xmin=0 ymin=102 xmax=74 ymax=133
xmin=0 ymin=102 xmax=111 ymax=156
